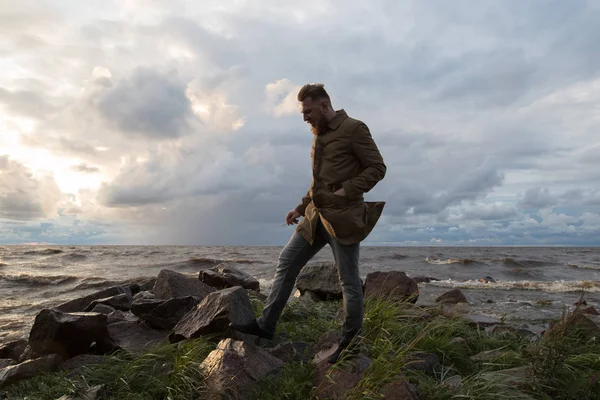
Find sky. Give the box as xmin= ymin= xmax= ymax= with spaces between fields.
xmin=1 ymin=0 xmax=599 ymax=246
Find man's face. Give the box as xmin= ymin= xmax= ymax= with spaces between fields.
xmin=301 ymin=97 xmax=327 ymax=135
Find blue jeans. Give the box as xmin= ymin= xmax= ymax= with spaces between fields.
xmin=257 ymin=220 xmax=362 ymax=344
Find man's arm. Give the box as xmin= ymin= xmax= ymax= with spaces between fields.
xmin=341 ymin=123 xmax=386 ymax=198
xmin=294 ymin=189 xmax=312 ymax=216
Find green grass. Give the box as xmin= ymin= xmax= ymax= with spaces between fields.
xmin=4 ymin=296 xmax=600 ymax=400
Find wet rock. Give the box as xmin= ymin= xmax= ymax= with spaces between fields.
xmin=133 ymin=290 xmax=155 ymax=301
xmin=200 ymin=338 xmax=284 ymax=400
xmin=28 ymin=309 xmax=116 ymax=359
xmin=363 ymin=271 xmax=419 ymax=303
xmin=60 ymin=354 xmax=105 ymax=373
xmin=266 ymin=341 xmax=314 ymax=363
xmin=461 ymin=314 xmax=501 ymax=327
xmin=0 ymin=339 xmax=27 ymax=361
xmin=170 ymin=287 xmax=255 ymax=342
xmin=139 ymin=296 xmax=201 ymax=330
xmin=130 ymin=298 xmax=163 ymax=317
xmin=379 ymin=376 xmax=420 ymax=399
xmin=56 ymin=286 xmax=133 ymax=313
xmin=108 ymin=321 xmax=167 ymax=353
xmin=478 ymin=276 xmax=496 ymax=283
xmin=314 ymin=353 xmax=372 ymax=399
xmin=296 ymin=262 xmax=342 ymax=300
xmin=56 ymin=384 xmax=103 ymax=400
xmin=411 ymin=276 xmax=440 ymax=284
xmin=436 ymin=289 xmax=468 ymax=304
xmin=107 ymin=310 xmax=138 ymax=325
xmin=0 ymin=359 xmax=15 ymax=369
xmin=84 ymin=293 xmax=132 ymax=312
xmin=200 ymin=263 xmax=260 ymax=291
xmin=153 ymin=269 xmax=215 ymax=300
xmin=89 ymin=304 xmax=116 ymax=315
xmin=0 ymin=354 xmax=62 ymax=389
xmin=404 ymin=352 xmax=440 ymax=375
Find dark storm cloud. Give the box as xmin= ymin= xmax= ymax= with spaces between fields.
xmin=96 ymin=68 xmax=195 ymax=139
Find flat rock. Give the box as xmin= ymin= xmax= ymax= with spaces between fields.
xmin=133 ymin=290 xmax=155 ymax=302
xmin=470 ymin=348 xmax=514 ymax=362
xmin=89 ymin=304 xmax=116 ymax=315
xmin=107 ymin=310 xmax=138 ymax=325
xmin=153 ymin=269 xmax=215 ymax=300
xmin=139 ymin=296 xmax=201 ymax=330
xmin=60 ymin=354 xmax=105 ymax=373
xmin=56 ymin=286 xmax=132 ymax=313
xmin=108 ymin=321 xmax=167 ymax=353
xmin=0 ymin=354 xmax=62 ymax=389
xmin=462 ymin=314 xmax=501 ymax=327
xmin=200 ymin=263 xmax=260 ymax=291
xmin=85 ymin=293 xmax=132 ymax=312
xmin=363 ymin=271 xmax=419 ymax=303
xmin=0 ymin=339 xmax=27 ymax=361
xmin=28 ymin=309 xmax=116 ymax=359
xmin=266 ymin=341 xmax=314 ymax=363
xmin=130 ymin=297 xmax=164 ymax=317
xmin=200 ymin=338 xmax=284 ymax=400
xmin=170 ymin=287 xmax=255 ymax=342
xmin=314 ymin=353 xmax=372 ymax=399
xmin=436 ymin=289 xmax=468 ymax=304
xmin=296 ymin=262 xmax=343 ymax=300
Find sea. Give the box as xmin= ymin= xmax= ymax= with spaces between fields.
xmin=1 ymin=245 xmax=599 ymax=343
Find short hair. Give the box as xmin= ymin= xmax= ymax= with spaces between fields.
xmin=297 ymin=83 xmax=331 ymax=104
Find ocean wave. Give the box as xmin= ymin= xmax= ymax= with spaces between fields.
xmin=187 ymin=257 xmax=258 ymax=265
xmin=427 ymin=279 xmax=600 ymax=293
xmin=23 ymin=248 xmax=64 ymax=256
xmin=425 ymin=257 xmax=479 ymax=265
xmin=568 ymin=263 xmax=600 ymax=270
xmin=60 ymin=253 xmax=88 ymax=261
xmin=0 ymin=273 xmax=78 ymax=286
xmin=499 ymin=258 xmax=551 ymax=268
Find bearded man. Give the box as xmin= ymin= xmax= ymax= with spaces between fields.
xmin=231 ymin=83 xmax=386 ymax=363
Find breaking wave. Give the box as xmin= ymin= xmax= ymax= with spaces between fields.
xmin=568 ymin=263 xmax=600 ymax=270
xmin=23 ymin=248 xmax=64 ymax=256
xmin=425 ymin=257 xmax=479 ymax=265
xmin=427 ymin=279 xmax=600 ymax=293
xmin=0 ymin=273 xmax=77 ymax=286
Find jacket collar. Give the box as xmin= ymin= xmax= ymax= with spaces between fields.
xmin=327 ymin=109 xmax=348 ymax=130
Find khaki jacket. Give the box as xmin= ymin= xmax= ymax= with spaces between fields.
xmin=294 ymin=109 xmax=386 ymax=245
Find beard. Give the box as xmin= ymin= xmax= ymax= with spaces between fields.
xmin=310 ymin=118 xmax=328 ymax=135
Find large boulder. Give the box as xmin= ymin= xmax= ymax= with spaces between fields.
xmin=0 ymin=354 xmax=62 ymax=389
xmin=200 ymin=263 xmax=260 ymax=291
xmin=436 ymin=289 xmax=468 ymax=304
xmin=296 ymin=262 xmax=342 ymax=300
xmin=153 ymin=269 xmax=215 ymax=300
xmin=107 ymin=321 xmax=167 ymax=353
xmin=28 ymin=309 xmax=116 ymax=359
xmin=139 ymin=296 xmax=201 ymax=330
xmin=130 ymin=298 xmax=164 ymax=317
xmin=379 ymin=376 xmax=420 ymax=400
xmin=84 ymin=293 xmax=132 ymax=312
xmin=314 ymin=353 xmax=372 ymax=399
xmin=0 ymin=339 xmax=27 ymax=361
xmin=170 ymin=287 xmax=255 ymax=342
xmin=363 ymin=271 xmax=419 ymax=303
xmin=56 ymin=286 xmax=133 ymax=313
xmin=200 ymin=338 xmax=284 ymax=400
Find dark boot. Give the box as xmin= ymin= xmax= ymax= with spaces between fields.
xmin=327 ymin=341 xmax=359 ymax=364
xmin=229 ymin=319 xmax=274 ymax=340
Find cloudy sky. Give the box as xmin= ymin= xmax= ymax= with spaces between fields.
xmin=1 ymin=0 xmax=599 ymax=246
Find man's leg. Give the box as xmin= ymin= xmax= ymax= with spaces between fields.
xmin=231 ymin=230 xmax=327 ymax=338
xmin=322 ymin=225 xmax=362 ymax=362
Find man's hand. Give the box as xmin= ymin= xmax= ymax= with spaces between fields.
xmin=333 ymin=188 xmax=346 ymax=196
xmin=286 ymin=209 xmax=302 ymax=225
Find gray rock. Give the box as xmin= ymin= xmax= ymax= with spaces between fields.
xmin=153 ymin=269 xmax=215 ymax=300
xmin=200 ymin=338 xmax=284 ymax=400
xmin=56 ymin=286 xmax=132 ymax=313
xmin=436 ymin=289 xmax=468 ymax=304
xmin=411 ymin=276 xmax=440 ymax=284
xmin=0 ymin=339 xmax=27 ymax=361
xmin=28 ymin=309 xmax=116 ymax=359
xmin=295 ymin=262 xmax=343 ymax=300
xmin=443 ymin=375 xmax=462 ymax=389
xmin=363 ymin=271 xmax=419 ymax=303
xmin=139 ymin=296 xmax=201 ymax=330
xmin=130 ymin=298 xmax=163 ymax=317
xmin=85 ymin=293 xmax=132 ymax=312
xmin=404 ymin=352 xmax=440 ymax=375
xmin=60 ymin=354 xmax=105 ymax=373
xmin=89 ymin=304 xmax=116 ymax=315
xmin=462 ymin=314 xmax=502 ymax=327
xmin=170 ymin=287 xmax=255 ymax=342
xmin=133 ymin=290 xmax=155 ymax=302
xmin=139 ymin=278 xmax=156 ymax=292
xmin=17 ymin=345 xmax=40 ymax=363
xmin=200 ymin=263 xmax=260 ymax=291
xmin=470 ymin=348 xmax=515 ymax=362
xmin=314 ymin=353 xmax=372 ymax=399
xmin=0 ymin=354 xmax=62 ymax=389
xmin=267 ymin=342 xmax=314 ymax=363
xmin=107 ymin=310 xmax=138 ymax=325
xmin=0 ymin=359 xmax=15 ymax=369
xmin=108 ymin=321 xmax=167 ymax=353
xmin=56 ymin=384 xmax=103 ymax=400
xmin=379 ymin=376 xmax=420 ymax=400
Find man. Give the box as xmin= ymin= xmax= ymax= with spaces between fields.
xmin=231 ymin=83 xmax=386 ymax=363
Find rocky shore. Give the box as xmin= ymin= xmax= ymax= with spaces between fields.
xmin=1 ymin=263 xmax=599 ymax=399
